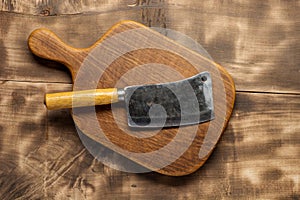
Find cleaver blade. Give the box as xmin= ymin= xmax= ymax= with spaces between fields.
xmin=121 ymin=71 xmax=214 ymax=128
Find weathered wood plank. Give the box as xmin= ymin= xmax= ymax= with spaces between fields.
xmin=0 ymin=0 xmax=299 ymax=199
xmin=0 ymin=81 xmax=299 ymax=199
xmin=0 ymin=0 xmax=135 ymax=15
xmin=0 ymin=0 xmax=299 ymax=93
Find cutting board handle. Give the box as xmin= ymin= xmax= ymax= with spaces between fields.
xmin=28 ymin=28 xmax=86 ymax=77
xmin=27 ymin=21 xmax=236 ymax=176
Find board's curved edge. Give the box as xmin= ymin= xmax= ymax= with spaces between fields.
xmin=157 ymin=64 xmax=235 ymax=176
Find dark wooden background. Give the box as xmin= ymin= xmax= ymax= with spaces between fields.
xmin=0 ymin=0 xmax=299 ymax=199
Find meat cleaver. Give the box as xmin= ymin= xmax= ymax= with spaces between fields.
xmin=45 ymin=71 xmax=214 ymax=128
xmin=28 ymin=20 xmax=235 ymax=176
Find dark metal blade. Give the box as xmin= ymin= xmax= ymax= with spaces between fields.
xmin=124 ymin=71 xmax=214 ymax=128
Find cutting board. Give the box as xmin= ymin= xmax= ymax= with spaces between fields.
xmin=28 ymin=20 xmax=235 ymax=176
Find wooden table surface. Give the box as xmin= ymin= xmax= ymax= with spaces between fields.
xmin=0 ymin=1 xmax=299 ymax=199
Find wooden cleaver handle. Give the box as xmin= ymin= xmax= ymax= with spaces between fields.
xmin=45 ymin=89 xmax=118 ymax=110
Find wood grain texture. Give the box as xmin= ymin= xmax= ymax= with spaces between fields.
xmin=0 ymin=0 xmax=135 ymax=15
xmin=0 ymin=0 xmax=299 ymax=93
xmin=0 ymin=0 xmax=299 ymax=198
xmin=28 ymin=21 xmax=235 ymax=176
xmin=0 ymin=82 xmax=299 ymax=199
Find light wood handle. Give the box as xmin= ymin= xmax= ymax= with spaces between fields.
xmin=45 ymin=88 xmax=119 ymax=110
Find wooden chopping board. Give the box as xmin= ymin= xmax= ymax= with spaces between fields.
xmin=28 ymin=20 xmax=235 ymax=176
